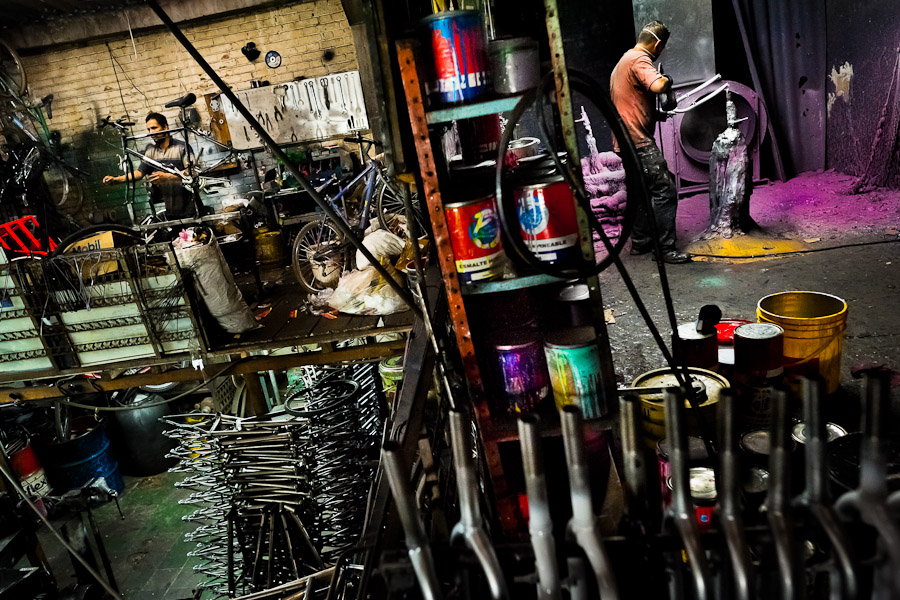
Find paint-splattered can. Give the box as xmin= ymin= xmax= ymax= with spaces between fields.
xmin=422 ymin=10 xmax=490 ymax=106
xmin=656 ymin=436 xmax=710 ymax=509
xmin=666 ymin=467 xmax=717 ymax=532
xmin=733 ymin=322 xmax=785 ymax=428
xmin=513 ymin=181 xmax=581 ymax=265
xmin=444 ymin=197 xmax=506 ymax=283
xmin=543 ymin=327 xmax=607 ymax=419
xmin=491 ymin=331 xmax=550 ymax=414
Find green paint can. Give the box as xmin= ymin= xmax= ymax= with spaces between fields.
xmin=543 ymin=327 xmax=608 ymax=419
xmin=379 ymin=355 xmax=405 ymax=407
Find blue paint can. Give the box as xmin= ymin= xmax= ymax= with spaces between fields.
xmin=543 ymin=327 xmax=608 ymax=419
xmin=491 ymin=332 xmax=550 ymax=414
xmin=422 ymin=10 xmax=490 ymax=105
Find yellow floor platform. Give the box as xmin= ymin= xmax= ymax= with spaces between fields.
xmin=685 ymin=231 xmax=811 ymax=262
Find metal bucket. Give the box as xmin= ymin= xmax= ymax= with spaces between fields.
xmin=757 ymin=291 xmax=847 ymax=394
xmin=489 ymin=37 xmax=540 ymax=95
xmin=36 ymin=418 xmax=124 ymax=494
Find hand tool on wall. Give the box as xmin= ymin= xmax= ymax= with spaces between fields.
xmin=766 ymin=390 xmax=802 ymax=600
xmin=716 ymin=389 xmax=752 ymax=600
xmin=560 ymin=405 xmax=619 ymax=600
xmin=518 ymin=415 xmax=562 ymax=600
xmin=797 ymin=377 xmax=858 ymax=599
xmin=663 ymin=387 xmax=711 ymax=600
xmin=448 ymin=408 xmax=508 ymax=600
xmin=320 ymin=78 xmax=331 ymax=110
xmin=382 ymin=441 xmax=443 ymax=600
xmin=336 ymin=75 xmax=349 ymax=115
xmin=835 ymin=371 xmax=900 ymax=597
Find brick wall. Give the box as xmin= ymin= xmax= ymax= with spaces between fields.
xmin=19 ymin=0 xmax=358 ymax=222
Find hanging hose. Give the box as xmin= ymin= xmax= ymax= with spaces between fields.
xmin=494 ymin=69 xmax=716 ymax=456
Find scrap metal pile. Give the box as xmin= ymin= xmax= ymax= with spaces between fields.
xmin=162 ymin=362 xmax=382 ymax=598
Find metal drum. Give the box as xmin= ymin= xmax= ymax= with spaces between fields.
xmin=543 ymin=327 xmax=607 ymax=419
xmin=444 ymin=196 xmax=506 ymax=283
xmin=422 ymin=10 xmax=490 ymax=106
xmin=36 ymin=418 xmax=124 ymax=494
xmin=631 ymin=367 xmax=728 ymax=448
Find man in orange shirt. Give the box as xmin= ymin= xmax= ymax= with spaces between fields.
xmin=610 ymin=20 xmax=690 ymax=264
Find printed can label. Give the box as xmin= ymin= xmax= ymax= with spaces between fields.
xmin=426 ymin=13 xmax=489 ymax=104
xmin=515 ymin=181 xmax=580 ymax=264
xmin=445 ymin=198 xmax=505 ymax=283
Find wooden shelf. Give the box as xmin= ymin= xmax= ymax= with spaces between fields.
xmin=425 ymin=96 xmax=522 ymax=125
xmin=460 ymin=273 xmax=566 ymax=296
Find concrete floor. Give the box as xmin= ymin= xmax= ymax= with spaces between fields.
xmin=37 ymin=471 xmax=198 ymax=600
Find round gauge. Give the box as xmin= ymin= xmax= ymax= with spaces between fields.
xmin=265 ymin=50 xmax=282 ymax=69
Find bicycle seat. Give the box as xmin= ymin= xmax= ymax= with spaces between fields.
xmin=164 ymin=92 xmax=196 ymax=108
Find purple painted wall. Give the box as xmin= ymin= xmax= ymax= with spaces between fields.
xmin=826 ymin=0 xmax=900 ymax=179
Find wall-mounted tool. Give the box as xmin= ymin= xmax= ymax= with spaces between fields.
xmin=265 ymin=50 xmax=282 ymax=69
xmin=320 ymin=77 xmax=331 ymax=111
xmin=241 ymin=42 xmax=260 ymax=62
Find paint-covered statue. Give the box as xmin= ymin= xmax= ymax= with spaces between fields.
xmin=702 ymin=91 xmax=758 ymax=239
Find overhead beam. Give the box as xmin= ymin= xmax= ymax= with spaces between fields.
xmin=0 ymin=340 xmax=405 ymax=403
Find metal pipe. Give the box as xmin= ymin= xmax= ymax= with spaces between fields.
xmin=767 ymin=389 xmax=800 ymax=600
xmin=671 ymin=82 xmax=729 ymax=114
xmin=518 ymin=415 xmax=562 ymax=600
xmin=145 ymin=0 xmax=421 ymax=317
xmin=448 ymin=409 xmax=508 ymax=600
xmin=559 ymin=405 xmax=619 ymax=600
xmin=619 ymin=395 xmax=649 ymax=522
xmin=835 ymin=372 xmax=900 ymax=596
xmin=716 ymin=389 xmax=752 ymax=600
xmin=798 ymin=377 xmax=858 ymax=599
xmin=381 ymin=441 xmax=442 ymax=600
xmin=676 ymin=74 xmax=723 ymax=102
xmin=663 ymin=387 xmax=711 ymax=600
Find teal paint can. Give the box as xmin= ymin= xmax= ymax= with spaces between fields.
xmin=543 ymin=327 xmax=608 ymax=419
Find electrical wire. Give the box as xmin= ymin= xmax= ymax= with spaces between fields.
xmin=47 ymin=357 xmax=253 ymax=412
xmin=0 ymin=460 xmax=123 ymax=600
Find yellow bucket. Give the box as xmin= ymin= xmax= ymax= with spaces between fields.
xmin=757 ymin=291 xmax=847 ymax=394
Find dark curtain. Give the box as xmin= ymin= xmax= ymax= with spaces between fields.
xmin=736 ymin=0 xmax=826 ymax=176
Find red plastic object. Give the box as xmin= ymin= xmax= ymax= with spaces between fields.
xmin=715 ymin=319 xmax=752 ymax=345
xmin=0 ymin=216 xmax=57 ymax=256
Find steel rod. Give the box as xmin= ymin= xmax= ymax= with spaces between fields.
xmin=767 ymin=389 xmax=800 ymax=600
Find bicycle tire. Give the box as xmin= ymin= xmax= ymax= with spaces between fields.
xmin=0 ymin=39 xmax=26 ymax=97
xmin=374 ymin=178 xmax=426 ymax=238
xmin=43 ymin=162 xmax=83 ymax=209
xmin=51 ymin=224 xmax=144 ymax=257
xmin=291 ymin=218 xmax=349 ymax=294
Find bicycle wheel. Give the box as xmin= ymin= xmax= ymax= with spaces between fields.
xmin=42 ymin=162 xmax=83 ymax=209
xmin=375 ymin=178 xmax=426 ymax=238
xmin=0 ymin=40 xmax=26 ymax=97
xmin=291 ymin=218 xmax=348 ymax=294
xmin=52 ymin=224 xmax=144 ymax=256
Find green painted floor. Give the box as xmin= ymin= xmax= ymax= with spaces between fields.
xmin=37 ymin=470 xmax=204 ymax=599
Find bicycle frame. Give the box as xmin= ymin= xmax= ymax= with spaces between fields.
xmin=322 ymin=159 xmax=381 ymax=236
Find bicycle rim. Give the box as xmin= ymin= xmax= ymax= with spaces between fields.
xmin=0 ymin=40 xmax=26 ymax=97
xmin=292 ymin=219 xmax=347 ymax=294
xmin=43 ymin=162 xmax=83 ymax=209
xmin=375 ymin=178 xmax=425 ymax=238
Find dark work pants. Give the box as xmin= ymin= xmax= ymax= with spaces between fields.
xmin=631 ymin=143 xmax=678 ymax=251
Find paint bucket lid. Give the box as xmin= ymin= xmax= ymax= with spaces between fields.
xmin=657 ymin=436 xmax=710 ymax=462
xmin=677 ymin=322 xmax=715 ymax=341
xmin=544 ymin=326 xmax=596 ymax=349
xmin=490 ymin=329 xmax=542 ymax=352
xmin=740 ymin=429 xmax=772 ymax=455
xmin=379 ymin=355 xmax=404 ymax=376
xmin=742 ymin=466 xmax=770 ymax=494
xmin=421 ymin=9 xmax=482 ymax=25
xmin=791 ymin=421 xmax=849 ymax=445
xmin=666 ymin=467 xmax=717 ymax=501
xmin=630 ymin=367 xmax=727 ymax=406
xmin=826 ymin=433 xmax=900 ymax=493
xmin=558 ymin=283 xmax=590 ymax=303
xmin=511 ymin=152 xmax=568 ymax=186
xmin=735 ymin=322 xmax=784 ymax=340
xmin=489 ymin=37 xmax=539 ymax=54
xmin=448 ymin=161 xmax=497 ymax=200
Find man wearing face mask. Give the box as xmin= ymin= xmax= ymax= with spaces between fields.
xmin=610 ymin=20 xmax=691 ymax=264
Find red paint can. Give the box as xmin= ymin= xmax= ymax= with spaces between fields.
xmin=444 ymin=197 xmax=506 ymax=283
xmin=657 ymin=436 xmax=710 ymax=509
xmin=666 ymin=466 xmax=717 ymax=532
xmin=514 ymin=180 xmax=581 ymax=265
xmin=10 ymin=442 xmax=51 ymax=499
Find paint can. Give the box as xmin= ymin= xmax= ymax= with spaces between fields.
xmin=512 ymin=181 xmax=581 ymax=266
xmin=422 ymin=10 xmax=490 ymax=106
xmin=543 ymin=327 xmax=607 ymax=419
xmin=488 ymin=37 xmax=540 ymax=95
xmin=9 ymin=441 xmax=52 ymax=500
xmin=656 ymin=436 xmax=710 ymax=509
xmin=673 ymin=322 xmax=719 ymax=371
xmin=791 ymin=421 xmax=848 ymax=445
xmin=556 ymin=283 xmax=592 ymax=328
xmin=732 ymin=322 xmax=785 ymax=428
xmin=508 ymin=137 xmax=541 ymax=161
xmin=742 ymin=466 xmax=769 ymax=517
xmin=631 ymin=367 xmax=728 ymax=448
xmin=444 ymin=196 xmax=507 ymax=283
xmin=457 ymin=114 xmax=501 ymax=164
xmin=666 ymin=467 xmax=717 ymax=532
xmin=379 ymin=356 xmax=405 ymax=408
xmin=490 ymin=330 xmax=550 ymax=414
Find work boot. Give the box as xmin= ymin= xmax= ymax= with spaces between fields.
xmin=651 ymin=249 xmax=692 ymax=264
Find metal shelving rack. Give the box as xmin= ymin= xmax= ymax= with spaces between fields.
xmin=396 ymin=0 xmax=620 ymax=538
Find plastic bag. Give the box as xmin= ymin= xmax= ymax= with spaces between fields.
xmin=174 ymin=236 xmax=260 ymax=333
xmin=328 ymin=265 xmax=409 ymax=315
xmin=355 ymin=229 xmax=405 ymax=269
